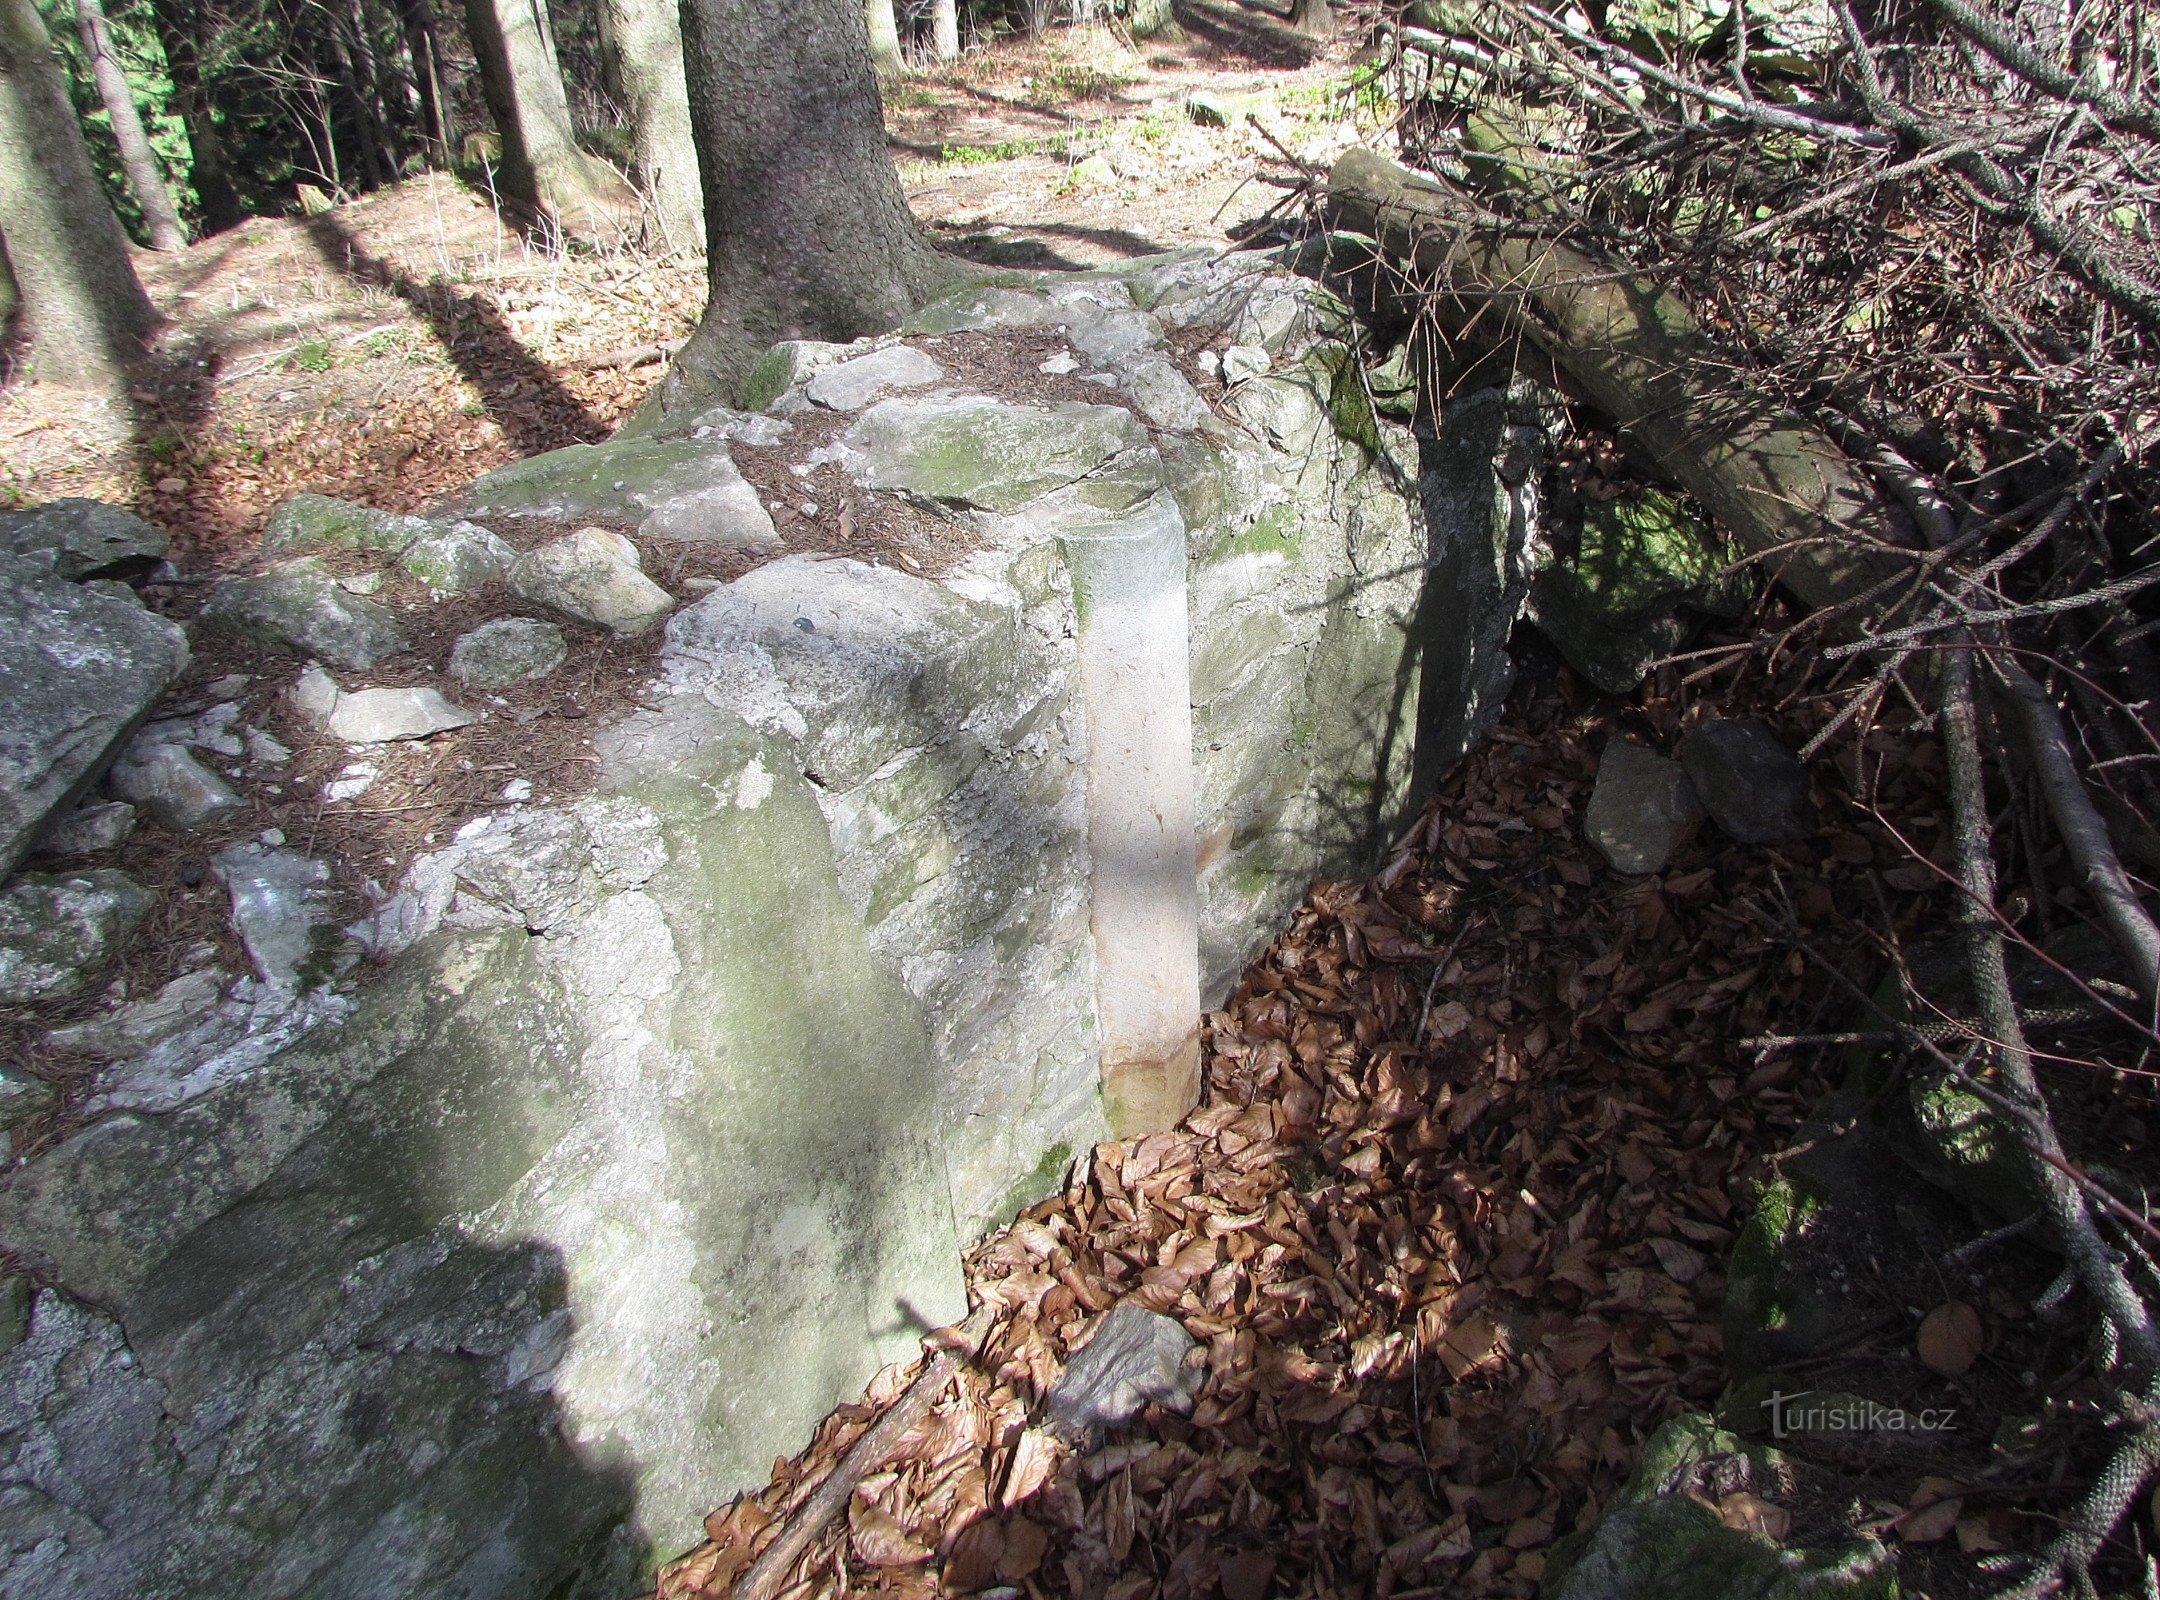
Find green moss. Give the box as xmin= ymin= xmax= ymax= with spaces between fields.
xmin=992 ymin=1141 xmax=1074 ymax=1224
xmin=740 ymin=344 xmax=801 ymax=413
xmin=1724 ymin=1177 xmax=1815 ymax=1338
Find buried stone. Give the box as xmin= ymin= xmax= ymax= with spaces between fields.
xmin=450 ymin=616 xmax=569 ymax=689
xmin=1583 ymin=738 xmax=1703 ymax=875
xmin=1043 ymin=1300 xmax=1202 ymax=1444
xmin=106 ymin=740 xmax=243 ymax=832
xmin=1680 ymin=717 xmax=1810 ymax=844
xmin=0 ymin=870 xmax=153 ymax=1004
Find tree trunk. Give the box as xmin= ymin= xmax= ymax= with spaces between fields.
xmin=72 ymin=0 xmax=187 ymax=250
xmin=930 ymin=0 xmax=960 ymax=61
xmin=1128 ymin=0 xmax=1181 ymax=40
xmin=0 ymin=0 xmax=159 ymax=389
xmin=655 ymin=0 xmax=955 ymax=415
xmin=146 ymin=0 xmax=242 ymax=232
xmin=597 ymin=0 xmax=702 ymax=246
xmin=1290 ymin=0 xmax=1331 ymax=35
xmin=865 ymin=0 xmax=902 ymax=83
xmin=393 ymin=0 xmax=449 ymax=159
xmin=464 ymin=0 xmax=637 ymax=229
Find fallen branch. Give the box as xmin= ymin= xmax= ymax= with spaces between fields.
xmin=574 ymin=337 xmax=685 ymax=371
xmin=731 ymin=1309 xmax=993 ymax=1600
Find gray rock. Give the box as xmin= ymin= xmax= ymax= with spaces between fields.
xmin=899 ymin=286 xmax=1059 ymax=337
xmin=840 ymin=397 xmax=1151 ymax=512
xmin=37 ymin=800 xmax=136 ymax=856
xmin=0 ymin=1069 xmax=57 ymax=1132
xmin=288 ymin=663 xmax=342 ymax=722
xmin=449 ymin=616 xmax=568 ymax=689
xmin=0 ymin=870 xmax=153 ymax=1004
xmin=507 ymin=527 xmax=675 ymax=636
xmin=200 ymin=557 xmax=408 ymax=669
xmin=397 ymin=520 xmax=515 ymax=595
xmin=738 ymin=337 xmax=854 ymax=409
xmin=1583 ymin=738 xmax=1703 ymax=875
xmin=1680 ymin=718 xmax=1809 ymax=844
xmin=106 ymin=740 xmax=244 ymax=831
xmin=211 ymin=844 xmax=331 ymax=993
xmin=45 ymin=966 xmax=229 ymax=1058
xmin=1124 ymin=359 xmax=1210 ymax=431
xmin=806 ymin=344 xmax=945 ymax=411
xmin=0 ymin=497 xmax=168 ymax=578
xmin=1043 ymin=1300 xmax=1200 ymax=1443
xmin=468 ymin=436 xmax=778 ymax=551
xmin=325 ymin=686 xmax=478 ymax=744
xmin=1059 ymin=302 xmax=1165 ymax=369
xmin=0 ymin=553 xmax=190 ymax=878
xmin=1220 ymin=344 xmax=1271 ymax=382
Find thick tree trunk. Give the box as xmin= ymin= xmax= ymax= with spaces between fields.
xmin=0 ymin=0 xmax=158 ymax=389
xmin=865 ymin=0 xmax=903 ymax=83
xmin=1290 ymin=0 xmax=1331 ymax=35
xmin=597 ymin=0 xmax=702 ymax=246
xmin=1128 ymin=0 xmax=1181 ymax=39
xmin=146 ymin=0 xmax=242 ymax=232
xmin=654 ymin=0 xmax=955 ymax=415
xmin=930 ymin=0 xmax=959 ymax=61
xmin=394 ymin=0 xmax=449 ymax=158
xmin=72 ymin=0 xmax=187 ymax=250
xmin=464 ymin=0 xmax=637 ymax=229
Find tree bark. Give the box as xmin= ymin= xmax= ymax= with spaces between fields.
xmin=1327 ymin=147 xmax=1913 ymax=614
xmin=596 ymin=0 xmax=702 ymax=246
xmin=1128 ymin=0 xmax=1181 ymax=39
xmin=145 ymin=0 xmax=242 ymax=231
xmin=652 ymin=0 xmax=957 ymax=415
xmin=1290 ymin=0 xmax=1331 ymax=36
xmin=0 ymin=0 xmax=158 ymax=389
xmin=865 ymin=0 xmax=903 ymax=84
xmin=464 ymin=0 xmax=637 ymax=229
xmin=72 ymin=0 xmax=187 ymax=250
xmin=393 ymin=0 xmax=449 ymax=159
xmin=930 ymin=0 xmax=960 ymax=61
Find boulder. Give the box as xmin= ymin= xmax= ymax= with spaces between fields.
xmin=325 ymin=686 xmax=478 ymax=744
xmin=840 ymin=397 xmax=1151 ymax=512
xmin=467 ymin=437 xmax=778 ymax=552
xmin=261 ymin=492 xmax=439 ymax=556
xmin=397 ymin=521 xmax=516 ymax=595
xmin=0 ymin=1069 xmax=57 ymax=1132
xmin=0 ymin=870 xmax=153 ymax=1004
xmin=450 ymin=617 xmax=569 ymax=689
xmin=805 ymin=344 xmax=944 ymax=411
xmin=105 ymin=740 xmax=244 ymax=831
xmin=211 ymin=844 xmax=331 ymax=993
xmin=507 ymin=528 xmax=676 ymax=636
xmin=1124 ymin=359 xmax=1211 ymax=431
xmin=37 ymin=800 xmax=136 ymax=857
xmin=0 ymin=555 xmax=190 ymax=877
xmin=0 ymin=497 xmax=168 ymax=578
xmin=1583 ymin=737 xmax=1703 ymax=874
xmin=200 ymin=558 xmax=408 ymax=669
xmin=1680 ymin=717 xmax=1809 ymax=844
xmin=1528 ymin=489 xmax=1751 ymax=692
xmin=45 ymin=966 xmax=228 ymax=1058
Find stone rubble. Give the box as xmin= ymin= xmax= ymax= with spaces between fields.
xmin=1583 ymin=737 xmax=1705 ymax=875
xmin=201 ymin=556 xmax=408 ymax=668
xmin=449 ymin=616 xmax=568 ymax=689
xmin=0 ymin=869 xmax=153 ymax=1003
xmin=506 ymin=526 xmax=677 ymax=635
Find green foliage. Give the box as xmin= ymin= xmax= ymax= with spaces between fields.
xmin=292 ymin=339 xmax=334 ymax=372
xmin=33 ymin=0 xmax=193 ymax=242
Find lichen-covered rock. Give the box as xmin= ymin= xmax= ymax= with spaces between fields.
xmin=450 ymin=616 xmax=569 ymax=688
xmin=805 ymin=344 xmax=944 ymax=410
xmin=1583 ymin=738 xmax=1703 ymax=874
xmin=201 ymin=557 xmax=408 ymax=668
xmin=398 ymin=520 xmax=515 ymax=595
xmin=0 ymin=497 xmax=168 ymax=578
xmin=35 ymin=798 xmax=136 ymax=857
xmin=1529 ymin=489 xmax=1751 ymax=692
xmin=507 ymin=527 xmax=676 ymax=636
xmin=261 ymin=492 xmax=441 ymax=556
xmin=841 ymin=397 xmax=1150 ymax=512
xmin=0 ymin=870 xmax=152 ymax=1003
xmin=0 ymin=1069 xmax=57 ymax=1132
xmin=325 ymin=685 xmax=478 ymax=744
xmin=45 ymin=966 xmax=228 ymax=1059
xmin=211 ymin=844 xmax=332 ymax=994
xmin=468 ymin=436 xmax=778 ymax=551
xmin=1544 ymin=1414 xmax=1896 ymax=1600
xmin=0 ymin=554 xmax=190 ymax=878
xmin=105 ymin=739 xmax=244 ymax=831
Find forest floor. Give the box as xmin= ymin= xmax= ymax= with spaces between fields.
xmin=0 ymin=0 xmax=1371 ymax=571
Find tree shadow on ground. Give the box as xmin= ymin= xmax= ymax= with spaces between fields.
xmin=1175 ymin=0 xmax=1323 ymax=70
xmin=301 ymin=211 xmax=605 ymax=456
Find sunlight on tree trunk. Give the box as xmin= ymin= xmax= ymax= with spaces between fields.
xmin=931 ymin=0 xmax=960 ymax=62
xmin=865 ymin=0 xmax=903 ymax=83
xmin=651 ymin=0 xmax=958 ymax=416
xmin=147 ymin=0 xmax=243 ymax=231
xmin=72 ymin=0 xmax=187 ymax=250
xmin=599 ymin=0 xmax=703 ymax=247
xmin=394 ymin=0 xmax=450 ymax=161
xmin=1128 ymin=0 xmax=1181 ymax=41
xmin=465 ymin=0 xmax=638 ymax=233
xmin=0 ymin=0 xmax=159 ymax=389
xmin=1290 ymin=0 xmax=1332 ymax=37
